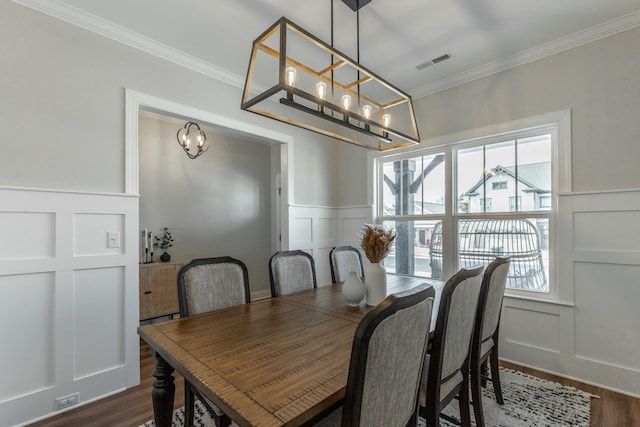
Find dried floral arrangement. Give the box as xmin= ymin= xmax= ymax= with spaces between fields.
xmin=359 ymin=224 xmax=396 ymax=263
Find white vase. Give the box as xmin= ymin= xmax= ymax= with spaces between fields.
xmin=365 ymin=262 xmax=387 ymax=306
xmin=342 ymin=271 xmax=366 ymax=307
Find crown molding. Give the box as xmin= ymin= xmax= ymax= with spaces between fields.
xmin=11 ymin=1 xmax=640 ymax=100
xmin=411 ymin=10 xmax=640 ymax=99
xmin=10 ymin=0 xmax=246 ymax=89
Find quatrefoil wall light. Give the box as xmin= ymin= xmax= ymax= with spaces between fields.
xmin=176 ymin=121 xmax=209 ymax=159
xmin=241 ymin=0 xmax=420 ymax=151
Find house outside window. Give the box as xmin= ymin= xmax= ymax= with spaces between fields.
xmin=376 ymin=110 xmax=569 ymax=297
xmin=480 ymin=198 xmax=493 ymax=212
xmin=509 ymin=196 xmax=522 ymax=212
xmin=539 ymin=195 xmax=552 ymax=209
xmin=493 ymin=181 xmax=508 ymax=190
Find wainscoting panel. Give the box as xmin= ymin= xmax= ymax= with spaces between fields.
xmin=290 ymin=215 xmax=313 ymax=247
xmin=499 ymin=189 xmax=640 ymax=398
xmin=73 ymin=213 xmax=125 ymax=256
xmin=573 ymin=210 xmax=640 ymax=252
xmin=574 ymin=262 xmax=640 ymax=371
xmin=288 ymin=206 xmax=371 ymax=286
xmin=0 ymin=211 xmax=55 ymax=260
xmin=0 ymin=272 xmax=55 ymax=402
xmin=0 ymin=187 xmax=139 ymax=427
xmin=502 ymin=305 xmax=561 ymax=354
xmin=341 ymin=208 xmax=371 ymax=247
xmin=73 ymin=267 xmax=125 ymax=380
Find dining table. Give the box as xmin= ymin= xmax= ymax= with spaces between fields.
xmin=137 ymin=274 xmax=445 ymax=427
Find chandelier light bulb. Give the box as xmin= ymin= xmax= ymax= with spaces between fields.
xmin=362 ymin=105 xmax=372 ymax=120
xmin=382 ymin=114 xmax=391 ymax=128
xmin=315 ymin=81 xmax=327 ymax=100
xmin=341 ymin=94 xmax=351 ymax=111
xmin=285 ymin=66 xmax=297 ymax=87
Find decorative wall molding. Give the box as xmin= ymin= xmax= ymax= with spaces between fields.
xmin=0 ymin=187 xmax=139 ymax=426
xmin=501 ymin=189 xmax=640 ymax=398
xmin=11 ymin=0 xmax=640 ymax=100
xmin=288 ymin=205 xmax=372 ymax=286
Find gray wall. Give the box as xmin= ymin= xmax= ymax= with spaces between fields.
xmin=410 ymin=26 xmax=640 ymax=193
xmin=0 ymin=0 xmax=348 ymax=207
xmin=139 ymin=114 xmax=273 ymax=293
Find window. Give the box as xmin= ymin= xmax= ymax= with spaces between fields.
xmin=493 ymin=181 xmax=508 ymax=190
xmin=380 ymin=153 xmax=445 ymax=277
xmin=509 ymin=196 xmax=522 ymax=212
xmin=539 ymin=195 xmax=552 ymax=209
xmin=480 ymin=198 xmax=493 ymax=212
xmin=376 ymin=111 xmax=569 ymax=297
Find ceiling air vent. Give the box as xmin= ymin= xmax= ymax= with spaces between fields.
xmin=416 ymin=53 xmax=452 ymax=70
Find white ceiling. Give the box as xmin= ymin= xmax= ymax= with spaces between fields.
xmin=16 ymin=0 xmax=640 ymax=98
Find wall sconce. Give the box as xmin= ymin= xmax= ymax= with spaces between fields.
xmin=176 ymin=121 xmax=209 ymax=159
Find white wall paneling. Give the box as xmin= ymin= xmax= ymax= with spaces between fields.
xmin=500 ymin=189 xmax=640 ymax=397
xmin=288 ymin=205 xmax=371 ymax=286
xmin=0 ymin=187 xmax=138 ymax=427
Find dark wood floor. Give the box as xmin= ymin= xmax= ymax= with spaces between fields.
xmin=27 ymin=341 xmax=640 ymax=427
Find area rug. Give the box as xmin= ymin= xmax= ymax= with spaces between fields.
xmin=140 ymin=368 xmax=592 ymax=427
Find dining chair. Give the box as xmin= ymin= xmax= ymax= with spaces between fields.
xmin=470 ymin=257 xmax=511 ymax=427
xmin=329 ymin=245 xmax=365 ymax=283
xmin=314 ymin=283 xmax=436 ymax=426
xmin=269 ymin=250 xmax=318 ymax=297
xmin=177 ymin=256 xmax=251 ymax=427
xmin=419 ymin=265 xmax=484 ymax=427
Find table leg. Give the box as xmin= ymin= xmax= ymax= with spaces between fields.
xmin=151 ymin=351 xmax=175 ymax=427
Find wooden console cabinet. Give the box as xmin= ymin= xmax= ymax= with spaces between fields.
xmin=139 ymin=261 xmax=183 ymax=321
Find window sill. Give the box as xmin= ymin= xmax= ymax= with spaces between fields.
xmin=504 ymin=292 xmax=574 ymax=307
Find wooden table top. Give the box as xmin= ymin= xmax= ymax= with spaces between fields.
xmin=138 ymin=276 xmax=444 ymax=427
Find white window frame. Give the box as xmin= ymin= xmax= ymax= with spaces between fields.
xmin=369 ymin=110 xmax=571 ymax=302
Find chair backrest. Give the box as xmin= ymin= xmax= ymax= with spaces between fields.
xmin=473 ymin=257 xmax=511 ymax=358
xmin=329 ymin=246 xmax=365 ymax=283
xmin=269 ymin=250 xmax=318 ymax=297
xmin=426 ymin=265 xmax=484 ymax=404
xmin=177 ymin=257 xmax=250 ymax=316
xmin=343 ymin=284 xmax=436 ymax=426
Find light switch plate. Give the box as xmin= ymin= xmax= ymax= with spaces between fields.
xmin=107 ymin=232 xmax=121 ymax=248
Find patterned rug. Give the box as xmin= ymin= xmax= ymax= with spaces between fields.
xmin=140 ymin=368 xmax=592 ymax=427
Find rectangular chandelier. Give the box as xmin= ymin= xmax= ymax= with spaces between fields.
xmin=241 ymin=17 xmax=421 ymax=151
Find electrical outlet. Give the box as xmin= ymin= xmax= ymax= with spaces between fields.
xmin=55 ymin=392 xmax=79 ymax=410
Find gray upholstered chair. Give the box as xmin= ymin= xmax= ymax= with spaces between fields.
xmin=470 ymin=257 xmax=511 ymax=427
xmin=314 ymin=283 xmax=436 ymax=426
xmin=419 ymin=265 xmax=484 ymax=427
xmin=329 ymin=245 xmax=365 ymax=283
xmin=269 ymin=250 xmax=317 ymax=297
xmin=177 ymin=257 xmax=251 ymax=427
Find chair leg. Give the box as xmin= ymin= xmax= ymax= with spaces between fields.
xmin=213 ymin=413 xmax=232 ymax=427
xmin=480 ymin=360 xmax=489 ymax=388
xmin=489 ymin=350 xmax=504 ymax=404
xmin=422 ymin=399 xmax=440 ymax=427
xmin=184 ymin=382 xmax=195 ymax=427
xmin=471 ymin=359 xmax=486 ymax=427
xmin=458 ymin=383 xmax=472 ymax=427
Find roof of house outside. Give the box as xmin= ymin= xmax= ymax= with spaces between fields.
xmin=463 ymin=162 xmax=551 ymax=196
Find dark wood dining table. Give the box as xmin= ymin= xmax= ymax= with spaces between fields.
xmin=137 ymin=274 xmax=444 ymax=427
